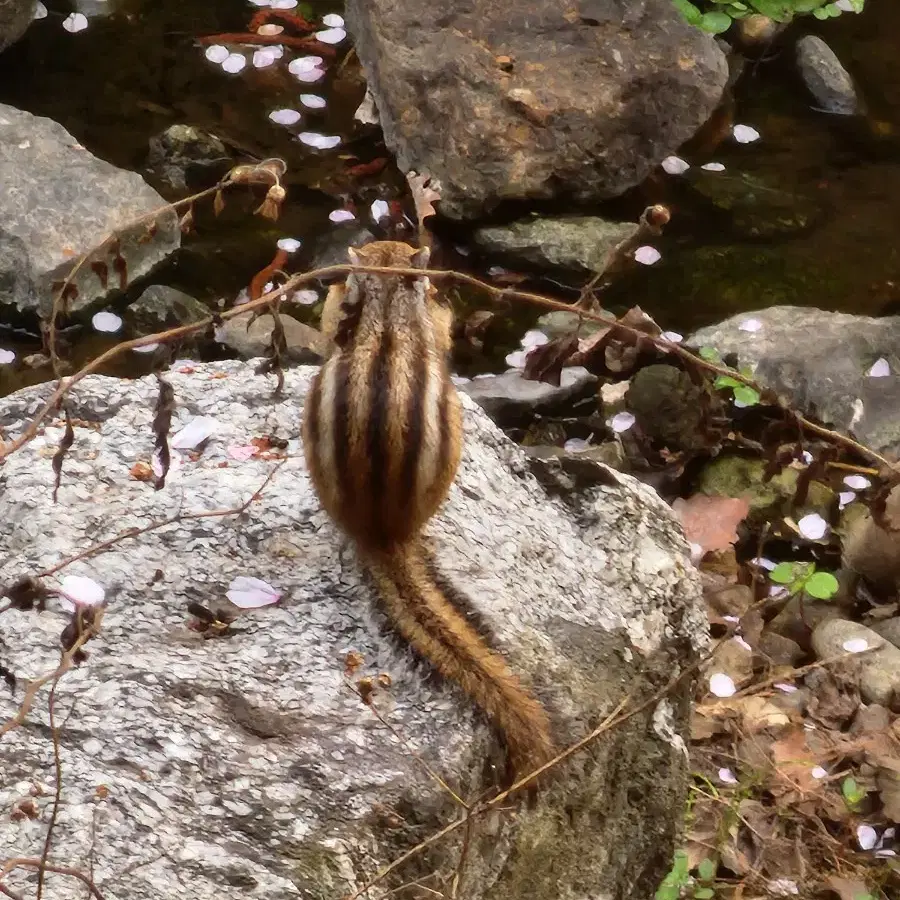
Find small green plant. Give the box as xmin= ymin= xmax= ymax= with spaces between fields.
xmin=769 ymin=561 xmax=839 ymax=599
xmin=656 ymin=851 xmax=720 ymax=900
xmin=699 ymin=346 xmax=761 ymax=407
xmin=656 ymin=851 xmax=690 ymax=900
xmin=673 ymin=0 xmax=866 ymax=34
xmin=841 ymin=775 xmax=867 ymax=811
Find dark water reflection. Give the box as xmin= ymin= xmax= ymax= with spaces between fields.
xmin=0 ymin=0 xmax=897 ymax=392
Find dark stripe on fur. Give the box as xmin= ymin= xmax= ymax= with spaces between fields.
xmin=398 ymin=325 xmax=428 ymax=520
xmin=367 ymin=328 xmax=392 ymax=535
xmin=331 ymin=355 xmax=351 ymax=512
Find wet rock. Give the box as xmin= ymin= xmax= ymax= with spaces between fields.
xmin=145 ymin=123 xmax=231 ymax=192
xmin=473 ymin=216 xmax=637 ymax=274
xmin=811 ymin=619 xmax=900 ymax=705
xmin=796 ymin=35 xmax=861 ymax=116
xmin=626 ymin=364 xmax=709 ymax=452
xmin=128 ymin=284 xmax=210 ymax=331
xmin=0 ymin=104 xmax=180 ymax=319
xmin=0 ymin=361 xmax=703 ymax=900
xmin=0 ymin=0 xmax=34 ymax=54
xmin=346 ymin=0 xmax=727 ymax=219
xmin=687 ymin=170 xmax=823 ymax=238
xmin=459 ymin=366 xmax=597 ymax=425
xmin=217 ymin=311 xmax=328 ymax=363
xmin=689 ymin=307 xmax=900 ymax=458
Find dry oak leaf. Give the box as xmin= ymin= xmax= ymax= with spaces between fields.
xmin=406 ymin=170 xmax=441 ymax=226
xmin=673 ymin=493 xmax=750 ymax=555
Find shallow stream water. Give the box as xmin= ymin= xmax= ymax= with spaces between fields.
xmin=0 ymin=0 xmax=897 ymax=394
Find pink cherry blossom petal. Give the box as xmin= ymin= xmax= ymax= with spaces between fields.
xmin=709 ymin=673 xmax=736 ymax=698
xmin=634 ymin=245 xmax=661 ymax=265
xmin=227 ymin=576 xmax=282 ymax=609
xmin=661 ymin=155 xmax=690 ymax=175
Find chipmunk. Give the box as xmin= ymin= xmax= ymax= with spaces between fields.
xmin=302 ymin=240 xmax=555 ymax=785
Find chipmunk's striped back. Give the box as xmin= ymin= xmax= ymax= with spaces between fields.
xmin=302 ymin=241 xmax=555 ymax=787
xmin=302 ymin=241 xmax=462 ymax=550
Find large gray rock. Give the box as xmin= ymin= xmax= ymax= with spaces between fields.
xmin=0 ymin=0 xmax=33 ymax=53
xmin=0 ymin=362 xmax=702 ymax=900
xmin=346 ymin=0 xmax=728 ymax=220
xmin=474 ymin=216 xmax=638 ymax=274
xmin=688 ymin=306 xmax=900 ymax=457
xmin=796 ymin=35 xmax=861 ymax=116
xmin=0 ymin=104 xmax=180 ymax=319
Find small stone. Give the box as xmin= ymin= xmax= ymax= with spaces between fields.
xmin=812 ymin=619 xmax=900 ymax=705
xmin=796 ymin=36 xmax=861 ymax=116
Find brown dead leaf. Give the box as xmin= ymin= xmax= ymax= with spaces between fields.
xmin=406 ymin=170 xmax=441 ymax=227
xmin=825 ymin=876 xmax=873 ymax=900
xmin=770 ymin=727 xmax=820 ymax=794
xmin=673 ymin=493 xmax=750 ymax=556
xmin=522 ymin=334 xmax=579 ymax=386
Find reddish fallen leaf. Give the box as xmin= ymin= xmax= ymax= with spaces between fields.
xmin=673 ymin=493 xmax=750 ymax=556
xmin=347 ymin=157 xmax=388 ymax=178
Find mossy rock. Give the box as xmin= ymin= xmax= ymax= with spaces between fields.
xmin=696 ymin=454 xmax=833 ymax=525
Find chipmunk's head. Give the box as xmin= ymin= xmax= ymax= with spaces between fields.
xmin=334 ymin=241 xmax=450 ymax=351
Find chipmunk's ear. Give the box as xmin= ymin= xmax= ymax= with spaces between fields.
xmin=412 ymin=246 xmax=430 ymax=269
xmin=347 ymin=247 xmax=361 ymax=266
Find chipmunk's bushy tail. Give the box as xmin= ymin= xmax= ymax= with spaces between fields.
xmin=366 ymin=539 xmax=555 ymax=785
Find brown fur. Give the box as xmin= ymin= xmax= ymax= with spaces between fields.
xmin=302 ymin=241 xmax=555 ymax=785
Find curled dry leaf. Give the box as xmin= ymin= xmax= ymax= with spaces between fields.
xmin=522 ymin=334 xmax=579 ymax=386
xmin=406 ymin=170 xmax=441 ymax=227
xmin=672 ymin=493 xmax=750 ymax=557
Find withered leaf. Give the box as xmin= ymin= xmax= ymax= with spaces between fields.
xmin=673 ymin=493 xmax=750 ymax=556
xmin=522 ymin=334 xmax=579 ymax=386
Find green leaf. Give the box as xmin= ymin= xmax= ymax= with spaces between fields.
xmin=655 ymin=886 xmax=680 ymax=900
xmin=695 ymin=889 xmax=715 ymax=900
xmin=699 ymin=346 xmax=722 ymax=363
xmin=714 ymin=375 xmax=742 ymax=389
xmin=697 ymin=858 xmax=717 ymax=881
xmin=672 ymin=0 xmax=704 ymax=24
xmin=700 ymin=10 xmax=734 ymax=32
xmin=842 ymin=776 xmax=865 ymax=808
xmin=672 ymin=850 xmax=690 ymax=879
xmin=805 ymin=571 xmax=839 ymax=599
xmin=733 ymin=385 xmax=760 ymax=406
xmin=770 ymin=561 xmax=799 ymax=584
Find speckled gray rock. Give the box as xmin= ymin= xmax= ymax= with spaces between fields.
xmin=346 ymin=0 xmax=728 ymax=219
xmin=811 ymin=619 xmax=900 ymax=706
xmin=0 ymin=0 xmax=33 ymax=53
xmin=473 ymin=216 xmax=638 ymax=274
xmin=0 ymin=362 xmax=703 ymax=900
xmin=0 ymin=104 xmax=180 ymax=319
xmin=460 ymin=366 xmax=598 ymax=425
xmin=796 ymin=35 xmax=861 ymax=116
xmin=688 ymin=306 xmax=900 ymax=457
xmin=217 ymin=311 xmax=329 ymax=363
